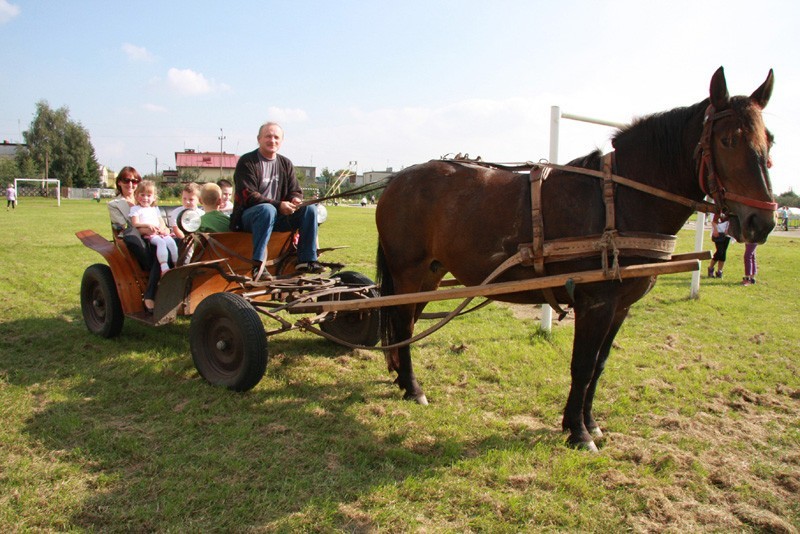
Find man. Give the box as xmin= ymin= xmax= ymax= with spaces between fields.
xmin=230 ymin=122 xmax=321 ymax=277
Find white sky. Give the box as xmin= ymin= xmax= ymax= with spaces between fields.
xmin=1 ymin=0 xmax=797 ymax=193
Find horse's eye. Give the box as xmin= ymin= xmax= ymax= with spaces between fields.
xmin=720 ymin=136 xmax=736 ymax=148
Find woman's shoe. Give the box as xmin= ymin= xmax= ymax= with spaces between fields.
xmin=707 ymin=266 xmax=714 ymax=277
xmin=144 ymin=298 xmax=155 ymax=314
xmin=716 ymin=271 xmax=723 ymax=278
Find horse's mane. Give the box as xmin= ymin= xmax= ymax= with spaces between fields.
xmin=610 ymin=100 xmax=708 ymax=180
xmin=565 ymin=149 xmax=603 ymax=169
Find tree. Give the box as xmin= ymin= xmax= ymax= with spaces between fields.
xmin=776 ymin=189 xmax=799 ymax=208
xmin=0 ymin=158 xmax=20 ymax=182
xmin=20 ymin=100 xmax=100 ymax=187
xmin=177 ymin=168 xmax=200 ymax=183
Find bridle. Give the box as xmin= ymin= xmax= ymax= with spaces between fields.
xmin=695 ymin=104 xmax=777 ymax=220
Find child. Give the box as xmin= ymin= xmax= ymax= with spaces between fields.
xmin=129 ymin=180 xmax=179 ymax=275
xmin=198 ymin=183 xmax=231 ymax=232
xmin=170 ymin=183 xmax=203 ymax=238
xmin=217 ymin=178 xmax=234 ymax=215
xmin=707 ymin=214 xmax=730 ymax=278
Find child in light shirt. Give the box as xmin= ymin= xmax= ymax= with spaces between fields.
xmin=129 ymin=180 xmax=179 ymax=274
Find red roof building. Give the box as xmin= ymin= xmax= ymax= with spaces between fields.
xmin=173 ymin=150 xmax=239 ymax=183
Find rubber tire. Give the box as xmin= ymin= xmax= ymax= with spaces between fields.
xmin=320 ymin=271 xmax=380 ymax=347
xmin=189 ymin=292 xmax=267 ymax=392
xmin=80 ymin=263 xmax=124 ymax=338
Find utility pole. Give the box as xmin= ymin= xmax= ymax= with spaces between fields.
xmin=218 ymin=128 xmax=226 ymax=178
xmin=146 ymin=153 xmax=158 ymax=178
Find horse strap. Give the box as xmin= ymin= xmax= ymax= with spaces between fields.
xmin=529 ymin=167 xmax=546 ymax=275
xmin=527 ymin=167 xmax=569 ymax=319
xmin=602 ymin=153 xmax=616 ymax=232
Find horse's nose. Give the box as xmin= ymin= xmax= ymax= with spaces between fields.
xmin=746 ymin=212 xmax=776 ymax=243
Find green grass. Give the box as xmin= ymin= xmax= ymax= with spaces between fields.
xmin=1 ymin=198 xmax=799 ymax=532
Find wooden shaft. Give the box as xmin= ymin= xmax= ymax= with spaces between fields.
xmin=290 ymin=259 xmax=700 ymax=314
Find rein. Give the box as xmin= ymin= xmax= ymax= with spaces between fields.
xmin=298 ymin=179 xmax=390 ymax=208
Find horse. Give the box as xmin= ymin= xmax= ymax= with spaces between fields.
xmin=375 ymin=67 xmax=776 ymax=451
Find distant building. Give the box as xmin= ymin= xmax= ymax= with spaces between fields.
xmin=360 ymin=168 xmax=395 ymax=187
xmin=295 ymin=165 xmax=316 ymax=183
xmin=174 ymin=150 xmax=239 ymax=183
xmin=0 ymin=140 xmax=25 ymax=160
xmin=98 ymin=165 xmax=110 ymax=187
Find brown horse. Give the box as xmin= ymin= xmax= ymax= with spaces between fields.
xmin=375 ymin=67 xmax=775 ymax=450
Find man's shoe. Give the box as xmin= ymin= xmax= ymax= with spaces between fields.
xmin=295 ymin=261 xmax=325 ymax=274
xmin=251 ymin=265 xmax=273 ymax=281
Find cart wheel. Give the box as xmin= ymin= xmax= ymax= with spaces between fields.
xmin=320 ymin=271 xmax=380 ymax=347
xmin=189 ymin=292 xmax=267 ymax=392
xmin=80 ymin=264 xmax=124 ymax=338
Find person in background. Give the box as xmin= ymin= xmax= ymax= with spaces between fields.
xmin=779 ymin=206 xmax=789 ymax=231
xmin=742 ymin=243 xmax=758 ymax=286
xmin=198 ymin=183 xmax=231 ymax=232
xmin=129 ymin=180 xmax=178 ymax=275
xmin=707 ymin=214 xmax=730 ymax=278
xmin=6 ymin=183 xmax=17 ymax=210
xmin=217 ymin=178 xmax=234 ymax=216
xmin=170 ymin=183 xmax=203 ymax=239
xmin=741 ymin=133 xmax=774 ymax=286
xmin=231 ymin=121 xmax=320 ymax=278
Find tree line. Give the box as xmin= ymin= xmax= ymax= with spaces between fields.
xmin=1 ymin=100 xmax=100 ymax=188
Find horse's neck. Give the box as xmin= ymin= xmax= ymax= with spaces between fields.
xmin=613 ymin=114 xmax=706 ymax=235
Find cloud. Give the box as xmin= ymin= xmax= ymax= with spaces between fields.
xmin=266 ymin=106 xmax=309 ymax=123
xmin=142 ymin=103 xmax=167 ymax=113
xmin=122 ymin=42 xmax=154 ymax=62
xmin=0 ymin=0 xmax=20 ymax=24
xmin=166 ymin=67 xmax=230 ymax=96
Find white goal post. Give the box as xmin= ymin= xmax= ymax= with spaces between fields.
xmin=13 ymin=178 xmax=61 ymax=206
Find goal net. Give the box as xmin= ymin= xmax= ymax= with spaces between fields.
xmin=13 ymin=178 xmax=61 ymax=206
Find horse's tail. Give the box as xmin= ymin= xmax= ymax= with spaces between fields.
xmin=376 ymin=240 xmax=400 ymax=372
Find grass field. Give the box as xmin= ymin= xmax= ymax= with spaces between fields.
xmin=1 ymin=198 xmax=799 ymax=532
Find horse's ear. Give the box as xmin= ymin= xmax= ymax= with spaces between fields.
xmin=709 ymin=66 xmax=730 ymax=110
xmin=750 ymin=69 xmax=774 ymax=109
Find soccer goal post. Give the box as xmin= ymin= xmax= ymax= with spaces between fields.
xmin=14 ymin=178 xmax=61 ymax=206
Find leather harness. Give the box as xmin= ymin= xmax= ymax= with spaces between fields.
xmin=445 ymin=107 xmax=776 ymax=319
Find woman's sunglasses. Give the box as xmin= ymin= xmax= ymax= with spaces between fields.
xmin=119 ymin=178 xmax=140 ymax=184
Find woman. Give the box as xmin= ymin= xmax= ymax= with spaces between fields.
xmin=108 ymin=166 xmax=141 ymax=231
xmin=107 ymin=166 xmax=162 ymax=313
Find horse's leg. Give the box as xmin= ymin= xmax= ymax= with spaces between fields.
xmin=582 ymin=305 xmax=630 ymax=439
xmin=561 ymin=296 xmax=619 ymax=451
xmin=385 ymin=268 xmax=444 ymax=405
xmin=388 ymin=302 xmax=428 ymax=405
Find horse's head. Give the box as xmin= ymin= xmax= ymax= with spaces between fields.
xmin=701 ymin=67 xmax=776 ymax=243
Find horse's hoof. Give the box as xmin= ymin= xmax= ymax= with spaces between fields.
xmin=568 ymin=439 xmax=599 ymax=452
xmin=402 ymin=392 xmax=429 ymax=405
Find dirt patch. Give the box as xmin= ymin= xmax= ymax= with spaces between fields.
xmin=606 ymin=386 xmax=800 ymax=533
xmin=499 ymin=302 xmax=575 ymax=327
